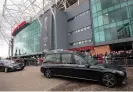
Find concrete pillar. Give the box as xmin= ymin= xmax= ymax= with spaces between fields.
xmin=11 ymin=38 xmax=14 ymax=57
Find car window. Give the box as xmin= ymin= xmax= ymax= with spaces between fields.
xmin=45 ymin=54 xmax=60 ymax=64
xmin=61 ymin=54 xmax=73 ymax=64
xmin=4 ymin=60 xmax=15 ymax=64
xmin=74 ymin=55 xmax=87 ymax=65
xmin=0 ymin=61 xmax=3 ymax=66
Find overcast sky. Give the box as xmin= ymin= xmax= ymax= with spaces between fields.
xmin=0 ymin=0 xmax=50 ymax=58
xmin=0 ymin=0 xmax=9 ymax=58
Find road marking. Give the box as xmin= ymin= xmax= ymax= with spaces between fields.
xmin=45 ymin=81 xmax=66 ymax=91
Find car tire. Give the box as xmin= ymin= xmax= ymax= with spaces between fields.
xmin=102 ymin=73 xmax=117 ymax=88
xmin=44 ymin=69 xmax=52 ymax=78
xmin=4 ymin=67 xmax=8 ymax=73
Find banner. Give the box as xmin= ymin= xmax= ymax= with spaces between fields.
xmin=40 ymin=10 xmax=52 ymax=52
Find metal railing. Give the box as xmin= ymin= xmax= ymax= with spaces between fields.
xmin=97 ymin=57 xmax=133 ymax=67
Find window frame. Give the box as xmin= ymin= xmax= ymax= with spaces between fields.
xmin=44 ymin=53 xmax=61 ymax=64
xmin=61 ymin=53 xmax=74 ymax=64
xmin=73 ymin=54 xmax=89 ymax=65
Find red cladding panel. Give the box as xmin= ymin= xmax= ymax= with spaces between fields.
xmin=12 ymin=21 xmax=27 ymax=36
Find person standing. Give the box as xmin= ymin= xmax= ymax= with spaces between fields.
xmin=104 ymin=52 xmax=108 ymax=64
xmin=39 ymin=56 xmax=44 ymax=65
xmin=98 ymin=53 xmax=104 ymax=64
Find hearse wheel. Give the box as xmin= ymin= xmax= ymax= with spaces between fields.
xmin=102 ymin=73 xmax=117 ymax=88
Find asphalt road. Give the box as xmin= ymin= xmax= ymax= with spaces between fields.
xmin=0 ymin=66 xmax=66 ymax=91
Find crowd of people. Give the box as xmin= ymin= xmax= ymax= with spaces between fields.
xmin=93 ymin=50 xmax=133 ymax=59
xmin=80 ymin=49 xmax=133 ymax=64
xmin=10 ymin=49 xmax=133 ymax=66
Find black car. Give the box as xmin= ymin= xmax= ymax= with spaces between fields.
xmin=0 ymin=60 xmax=25 ymax=72
xmin=40 ymin=50 xmax=127 ymax=87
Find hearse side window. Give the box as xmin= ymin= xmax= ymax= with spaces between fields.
xmin=74 ymin=55 xmax=87 ymax=65
xmin=61 ymin=54 xmax=73 ymax=64
xmin=45 ymin=54 xmax=60 ymax=64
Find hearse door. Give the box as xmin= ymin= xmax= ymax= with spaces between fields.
xmin=60 ymin=53 xmax=77 ymax=77
xmin=71 ymin=54 xmax=93 ymax=79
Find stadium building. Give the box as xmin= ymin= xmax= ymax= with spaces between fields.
xmin=11 ymin=0 xmax=133 ymax=57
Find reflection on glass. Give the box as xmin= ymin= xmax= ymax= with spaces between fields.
xmin=14 ymin=20 xmax=41 ymax=55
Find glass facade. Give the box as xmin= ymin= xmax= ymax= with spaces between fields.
xmin=91 ymin=0 xmax=133 ymax=43
xmin=14 ymin=20 xmax=41 ymax=55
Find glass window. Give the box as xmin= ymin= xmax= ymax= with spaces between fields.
xmin=108 ymin=11 xmax=115 ymax=23
xmin=93 ymin=13 xmax=98 ymax=18
xmin=101 ymin=0 xmax=119 ymax=10
xmin=93 ymin=17 xmax=99 ymax=27
xmin=104 ymin=28 xmax=111 ymax=41
xmin=97 ymin=11 xmax=102 ymax=16
xmin=114 ymin=7 xmax=128 ymax=22
xmin=108 ymin=7 xmax=115 ymax=12
xmin=128 ymin=0 xmax=133 ymax=5
xmin=114 ymin=8 xmax=122 ymax=22
xmin=117 ymin=25 xmax=131 ymax=39
xmin=98 ymin=15 xmax=103 ymax=26
xmin=85 ymin=40 xmax=88 ymax=43
xmin=129 ymin=5 xmax=133 ymax=18
xmin=99 ymin=31 xmax=105 ymax=42
xmin=62 ymin=54 xmax=73 ymax=64
xmin=74 ymin=55 xmax=87 ymax=65
xmin=99 ymin=26 xmax=104 ymax=32
xmin=110 ymin=23 xmax=117 ymax=28
xmin=14 ymin=20 xmax=41 ymax=55
xmin=81 ymin=41 xmax=84 ymax=44
xmin=96 ymin=3 xmax=101 ymax=11
xmin=92 ymin=5 xmax=97 ymax=13
xmin=103 ymin=14 xmax=109 ymax=24
xmin=110 ymin=26 xmax=118 ymax=40
xmin=120 ymin=0 xmax=127 ymax=3
xmin=94 ymin=32 xmax=100 ymax=42
xmin=88 ymin=39 xmax=92 ymax=42
xmin=94 ymin=27 xmax=99 ymax=32
xmin=45 ymin=54 xmax=60 ymax=64
xmin=121 ymin=7 xmax=128 ymax=20
xmin=114 ymin=4 xmax=121 ymax=10
xmin=121 ymin=1 xmax=128 ymax=7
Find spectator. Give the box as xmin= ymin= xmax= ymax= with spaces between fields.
xmin=98 ymin=53 xmax=104 ymax=64
xmin=104 ymin=52 xmax=108 ymax=64
xmin=39 ymin=56 xmax=44 ymax=65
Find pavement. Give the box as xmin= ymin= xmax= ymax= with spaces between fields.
xmin=0 ymin=66 xmax=66 ymax=91
xmin=0 ymin=66 xmax=133 ymax=91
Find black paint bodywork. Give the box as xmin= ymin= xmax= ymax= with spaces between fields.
xmin=41 ymin=51 xmax=127 ymax=84
xmin=0 ymin=60 xmax=25 ymax=72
